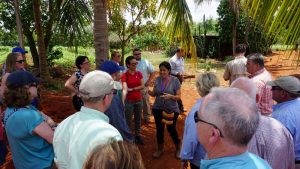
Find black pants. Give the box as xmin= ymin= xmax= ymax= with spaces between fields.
xmin=152 ymin=109 xmax=180 ymax=144
xmin=190 ymin=162 xmax=200 ymax=169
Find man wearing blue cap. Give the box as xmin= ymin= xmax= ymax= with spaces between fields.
xmin=1 ymin=47 xmax=28 ymax=76
xmin=99 ymin=61 xmax=134 ymax=143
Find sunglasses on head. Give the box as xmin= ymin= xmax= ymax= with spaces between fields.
xmin=16 ymin=59 xmax=25 ymax=64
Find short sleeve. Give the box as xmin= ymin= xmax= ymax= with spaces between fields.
xmin=121 ymin=72 xmax=127 ymax=83
xmin=137 ymin=71 xmax=143 ymax=80
xmin=12 ymin=109 xmax=44 ymax=137
xmin=146 ymin=60 xmax=155 ymax=73
xmin=173 ymin=77 xmax=181 ymax=91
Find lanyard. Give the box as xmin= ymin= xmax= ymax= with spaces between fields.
xmin=160 ymin=76 xmax=170 ymax=93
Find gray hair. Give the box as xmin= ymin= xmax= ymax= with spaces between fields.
xmin=230 ymin=77 xmax=257 ymax=100
xmin=247 ymin=53 xmax=265 ymax=67
xmin=195 ymin=72 xmax=220 ymax=96
xmin=80 ymin=95 xmax=104 ymax=103
xmin=203 ymin=87 xmax=259 ymax=146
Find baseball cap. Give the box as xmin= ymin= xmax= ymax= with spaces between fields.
xmin=98 ymin=61 xmax=122 ymax=75
xmin=6 ymin=71 xmax=41 ymax=89
xmin=267 ymin=76 xmax=300 ymax=95
xmin=12 ymin=47 xmax=28 ymax=54
xmin=79 ymin=70 xmax=121 ymax=98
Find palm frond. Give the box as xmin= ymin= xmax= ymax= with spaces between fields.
xmin=241 ymin=0 xmax=300 ymax=45
xmin=158 ymin=0 xmax=196 ymax=58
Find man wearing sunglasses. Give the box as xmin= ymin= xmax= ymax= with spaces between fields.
xmin=267 ymin=76 xmax=300 ymax=169
xmin=196 ymin=87 xmax=271 ymax=169
xmin=133 ymin=48 xmax=155 ymax=124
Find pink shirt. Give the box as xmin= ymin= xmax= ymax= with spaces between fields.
xmin=249 ymin=68 xmax=273 ymax=115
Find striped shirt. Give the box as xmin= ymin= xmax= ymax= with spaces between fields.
xmin=223 ymin=56 xmax=248 ymax=84
xmin=248 ymin=116 xmax=295 ymax=169
xmin=249 ymin=68 xmax=273 ymax=115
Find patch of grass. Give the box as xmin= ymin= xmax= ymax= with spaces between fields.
xmin=271 ymin=45 xmax=294 ymax=51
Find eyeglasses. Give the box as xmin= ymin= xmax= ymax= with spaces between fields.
xmin=16 ymin=59 xmax=25 ymax=64
xmin=271 ymin=86 xmax=282 ymax=91
xmin=134 ymin=53 xmax=141 ymax=56
xmin=194 ymin=111 xmax=224 ymax=138
xmin=130 ymin=62 xmax=138 ymax=66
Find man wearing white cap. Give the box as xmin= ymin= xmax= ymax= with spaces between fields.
xmin=267 ymin=76 xmax=300 ymax=168
xmin=53 ymin=70 xmax=123 ymax=169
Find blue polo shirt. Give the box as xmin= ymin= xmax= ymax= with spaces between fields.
xmin=200 ymin=151 xmax=271 ymax=169
xmin=4 ymin=107 xmax=54 ymax=169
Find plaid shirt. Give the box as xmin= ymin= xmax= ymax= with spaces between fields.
xmin=248 ymin=116 xmax=295 ymax=169
xmin=249 ymin=68 xmax=273 ymax=115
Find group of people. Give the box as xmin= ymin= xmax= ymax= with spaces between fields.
xmin=179 ymin=44 xmax=299 ymax=169
xmin=0 ymin=45 xmax=299 ymax=169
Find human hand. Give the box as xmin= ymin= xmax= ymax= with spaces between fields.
xmin=160 ymin=93 xmax=173 ymax=100
xmin=127 ymin=88 xmax=133 ymax=92
xmin=181 ymin=160 xmax=188 ymax=169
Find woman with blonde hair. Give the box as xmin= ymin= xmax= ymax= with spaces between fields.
xmin=180 ymin=72 xmax=220 ymax=169
xmin=83 ymin=140 xmax=145 ymax=169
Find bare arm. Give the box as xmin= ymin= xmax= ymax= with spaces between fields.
xmin=122 ymin=82 xmax=128 ymax=104
xmin=0 ymin=73 xmax=9 ymax=98
xmin=133 ymin=78 xmax=144 ymax=91
xmin=64 ymin=74 xmax=78 ymax=94
xmin=145 ymin=71 xmax=156 ymax=87
xmin=33 ymin=121 xmax=54 ymax=144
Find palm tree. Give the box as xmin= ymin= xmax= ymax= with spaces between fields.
xmin=93 ymin=0 xmax=109 ymax=67
xmin=32 ymin=0 xmax=50 ymax=79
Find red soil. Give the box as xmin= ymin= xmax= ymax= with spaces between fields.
xmin=1 ymin=51 xmax=299 ymax=169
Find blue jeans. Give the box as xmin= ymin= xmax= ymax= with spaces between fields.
xmin=125 ymin=100 xmax=143 ymax=136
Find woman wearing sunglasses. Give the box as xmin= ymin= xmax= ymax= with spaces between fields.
xmin=180 ymin=72 xmax=220 ymax=169
xmin=65 ymin=56 xmax=90 ymax=111
xmin=3 ymin=71 xmax=55 ymax=169
xmin=0 ymin=52 xmax=26 ymax=103
xmin=121 ymin=56 xmax=145 ymax=145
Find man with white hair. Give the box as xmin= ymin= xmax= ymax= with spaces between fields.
xmin=231 ymin=77 xmax=295 ymax=169
xmin=196 ymin=87 xmax=271 ymax=169
xmin=267 ymin=76 xmax=300 ymax=168
xmin=53 ymin=70 xmax=123 ymax=169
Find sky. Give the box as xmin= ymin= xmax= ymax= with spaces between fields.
xmin=186 ymin=0 xmax=220 ymax=22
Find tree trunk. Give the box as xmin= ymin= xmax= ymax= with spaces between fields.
xmin=14 ymin=0 xmax=24 ymax=48
xmin=230 ymin=0 xmax=239 ymax=56
xmin=32 ymin=0 xmax=50 ymax=79
xmin=24 ymin=30 xmax=39 ymax=68
xmin=93 ymin=0 xmax=109 ymax=68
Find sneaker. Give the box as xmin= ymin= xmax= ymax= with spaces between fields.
xmin=135 ymin=136 xmax=145 ymax=145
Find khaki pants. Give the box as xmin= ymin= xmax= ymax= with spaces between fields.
xmin=141 ymin=88 xmax=151 ymax=122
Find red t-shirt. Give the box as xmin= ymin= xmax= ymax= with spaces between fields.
xmin=121 ymin=71 xmax=143 ymax=102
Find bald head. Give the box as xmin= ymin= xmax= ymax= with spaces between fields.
xmin=230 ymin=77 xmax=257 ymax=100
xmin=200 ymin=87 xmax=259 ymax=146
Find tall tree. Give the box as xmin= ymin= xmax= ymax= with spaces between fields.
xmin=13 ymin=0 xmax=24 ymax=48
xmin=108 ymin=0 xmax=157 ymax=65
xmin=93 ymin=0 xmax=109 ymax=68
xmin=32 ymin=0 xmax=50 ymax=79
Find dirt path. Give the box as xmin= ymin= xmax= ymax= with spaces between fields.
xmin=1 ymin=51 xmax=299 ymax=169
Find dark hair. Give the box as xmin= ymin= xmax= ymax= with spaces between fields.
xmin=132 ymin=48 xmax=141 ymax=53
xmin=4 ymin=86 xmax=31 ymax=108
xmin=83 ymin=140 xmax=145 ymax=169
xmin=247 ymin=53 xmax=264 ymax=67
xmin=235 ymin=44 xmax=247 ymax=53
xmin=125 ymin=56 xmax=135 ymax=67
xmin=176 ymin=48 xmax=184 ymax=53
xmin=159 ymin=61 xmax=171 ymax=74
xmin=75 ymin=56 xmax=89 ymax=69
